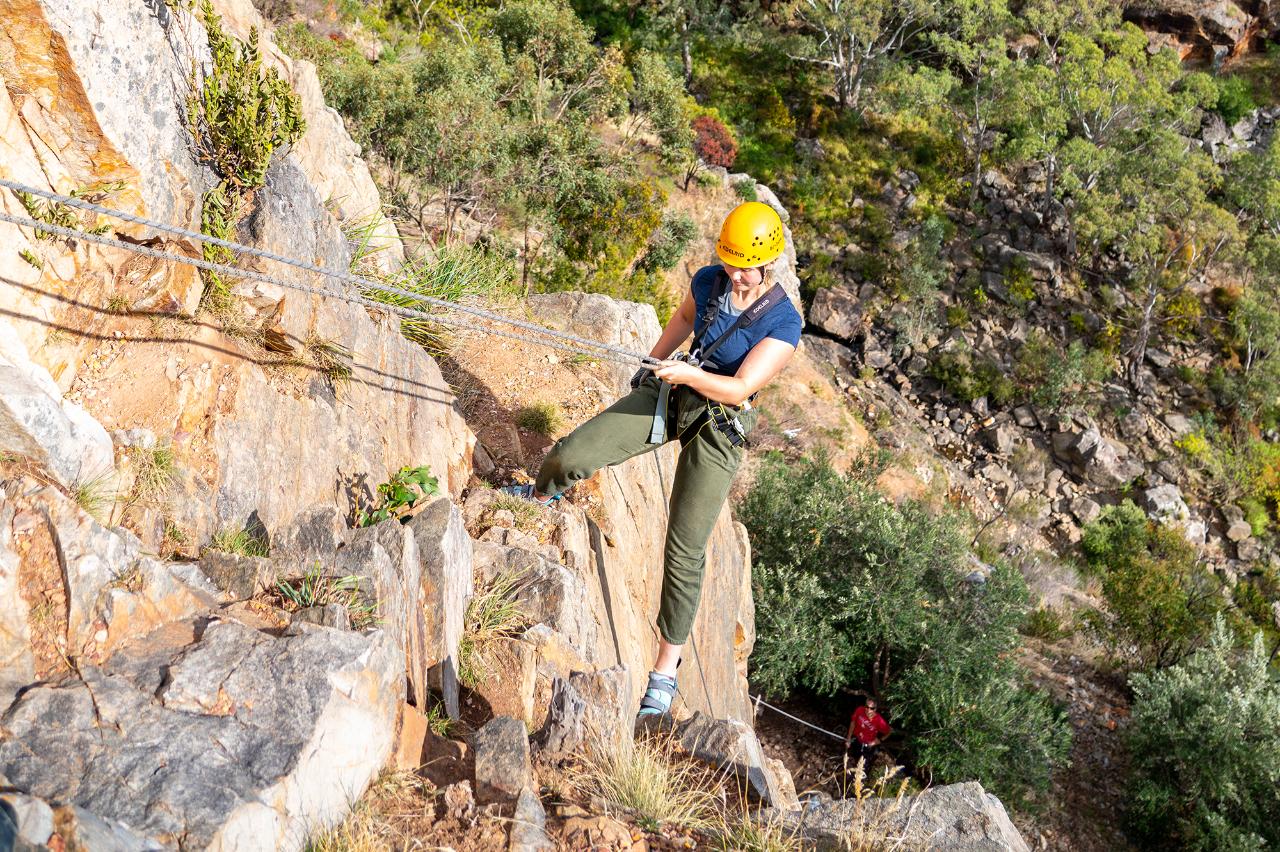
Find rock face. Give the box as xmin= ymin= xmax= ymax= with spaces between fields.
xmin=809 ymin=284 xmax=865 ymax=341
xmin=472 ymin=716 xmax=533 ymax=803
xmin=0 ymin=619 xmax=403 ymax=850
xmin=540 ymin=666 xmax=634 ymax=759
xmin=0 ymin=0 xmax=474 ymax=555
xmin=676 ymin=712 xmax=800 ymax=810
xmin=1124 ymin=0 xmax=1277 ymax=59
xmin=0 ymin=0 xmax=778 ymax=844
xmin=0 ymin=319 xmax=114 ymax=488
xmin=773 ymin=782 xmax=1030 ymax=852
xmin=1051 ymin=428 xmax=1144 ymax=489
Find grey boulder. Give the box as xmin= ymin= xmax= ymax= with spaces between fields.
xmin=770 ymin=781 xmax=1029 ymax=851
xmin=0 ymin=619 xmax=402 ymax=851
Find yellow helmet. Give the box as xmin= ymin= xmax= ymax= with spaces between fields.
xmin=716 ymin=201 xmax=785 ymax=268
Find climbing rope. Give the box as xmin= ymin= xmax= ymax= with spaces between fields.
xmin=750 ymin=694 xmax=848 ymax=743
xmin=0 ymin=178 xmax=662 ymax=369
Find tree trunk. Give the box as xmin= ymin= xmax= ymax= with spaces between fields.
xmin=680 ymin=17 xmax=693 ymax=88
xmin=521 ymin=221 xmax=531 ymax=296
xmin=1043 ymin=154 xmax=1056 ymax=208
xmin=1128 ymin=276 xmax=1160 ymax=387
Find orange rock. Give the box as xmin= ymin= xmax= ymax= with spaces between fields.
xmin=393 ymin=702 xmax=429 ymax=771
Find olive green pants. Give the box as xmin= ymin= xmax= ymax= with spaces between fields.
xmin=535 ymin=377 xmax=756 ymax=645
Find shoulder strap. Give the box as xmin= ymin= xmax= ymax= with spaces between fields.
xmin=697 ymin=282 xmax=789 ymax=367
xmin=692 ymin=268 xmax=731 ymax=351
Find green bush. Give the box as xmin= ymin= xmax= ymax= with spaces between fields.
xmin=636 ymin=211 xmax=697 ymax=273
xmin=1241 ymin=497 xmax=1270 ymax=537
xmin=732 ymin=178 xmax=758 ymax=201
xmin=1127 ymin=619 xmax=1280 ymax=851
xmin=357 ymin=465 xmax=439 ymax=527
xmin=1012 ymin=331 xmax=1112 ymax=412
xmin=945 ymin=304 xmax=970 ymax=328
xmin=886 ymin=215 xmax=947 ymax=350
xmin=1003 ymin=256 xmax=1036 ymax=309
xmin=928 ymin=345 xmax=1014 ymax=406
xmin=742 ymin=453 xmax=1071 ymax=805
xmin=1215 ymin=75 xmax=1259 ymax=127
xmin=1080 ymin=501 xmax=1223 ymax=669
xmin=188 ymin=0 xmax=305 ymax=189
xmin=1022 ymin=606 xmax=1072 ymax=641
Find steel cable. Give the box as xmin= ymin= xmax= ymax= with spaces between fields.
xmin=0 ymin=178 xmax=661 ymax=368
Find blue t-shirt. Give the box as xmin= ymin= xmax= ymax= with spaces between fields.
xmin=690 ymin=265 xmax=803 ymax=376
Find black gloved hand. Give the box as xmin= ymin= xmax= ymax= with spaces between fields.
xmin=630 ymin=368 xmax=647 ymax=389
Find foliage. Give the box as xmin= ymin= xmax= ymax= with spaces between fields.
xmin=188 ymin=0 xmax=305 ymax=190
xmin=787 ymin=0 xmax=938 ymax=112
xmin=359 ymin=242 xmax=514 ymax=352
xmin=274 ymin=562 xmax=378 ymax=629
xmin=128 ymin=444 xmax=175 ymax=504
xmin=573 ymin=734 xmax=718 ymax=832
xmin=1176 ymin=424 xmax=1280 ymax=511
xmin=208 ymin=525 xmax=270 ymax=558
xmin=1012 ymin=331 xmax=1112 ymax=412
xmin=624 ymin=50 xmax=694 ymax=163
xmin=197 ymin=182 xmax=243 ymax=313
xmin=14 ymin=185 xmax=114 ymax=243
xmin=636 ymin=210 xmax=697 ymax=273
xmin=1214 ymin=75 xmax=1258 ymax=127
xmin=515 ymin=401 xmax=564 ymax=436
xmin=1080 ymin=501 xmax=1223 ymax=669
xmin=927 ymin=344 xmax=1014 ymax=406
xmin=304 ymin=335 xmax=354 ymax=394
xmin=357 ymin=465 xmax=439 ymax=527
xmin=458 ymin=570 xmax=531 ymax=688
xmin=1022 ymin=606 xmax=1073 ymax=641
xmin=884 ymin=215 xmax=947 ymax=350
xmin=1127 ymin=619 xmax=1280 ymax=851
xmin=691 ymin=114 xmax=738 ymax=169
xmin=71 ymin=471 xmax=117 ymax=524
xmin=732 ymin=177 xmax=758 ymax=201
xmin=887 ymin=653 xmax=1072 ymax=806
xmin=742 ymin=453 xmax=1070 ymax=804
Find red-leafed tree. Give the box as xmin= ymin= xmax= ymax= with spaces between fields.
xmin=684 ymin=114 xmax=737 ymax=189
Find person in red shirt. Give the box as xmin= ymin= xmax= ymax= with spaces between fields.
xmin=844 ymin=697 xmax=891 ymax=773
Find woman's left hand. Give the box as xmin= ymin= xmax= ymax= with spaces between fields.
xmin=653 ymin=359 xmax=702 ymax=386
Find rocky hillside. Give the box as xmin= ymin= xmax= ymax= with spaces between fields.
xmin=0 ymin=0 xmax=805 ymax=847
xmin=807 ymin=101 xmax=1280 ymax=596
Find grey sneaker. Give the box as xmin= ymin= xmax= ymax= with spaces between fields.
xmin=498 ymin=483 xmax=559 ymax=505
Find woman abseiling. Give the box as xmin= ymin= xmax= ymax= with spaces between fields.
xmin=504 ymin=201 xmax=802 ymax=718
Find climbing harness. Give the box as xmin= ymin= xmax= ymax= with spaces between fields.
xmin=0 ymin=179 xmax=663 ymax=371
xmin=648 ymin=269 xmax=788 ymax=447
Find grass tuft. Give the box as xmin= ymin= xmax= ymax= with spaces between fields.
xmin=208 ymin=525 xmax=270 ymax=558
xmin=712 ymin=807 xmax=800 ymax=852
xmin=515 ymin=401 xmax=563 ymax=437
xmin=835 ymin=756 xmax=913 ymax=852
xmin=425 ymin=699 xmax=456 ymax=738
xmin=272 ymin=562 xmax=379 ymax=629
xmin=358 ymin=242 xmax=514 ymax=355
xmin=304 ymin=769 xmax=426 ymax=852
xmin=458 ymin=570 xmax=530 ymax=688
xmin=487 ymin=493 xmax=542 ymax=530
xmin=305 ymin=334 xmax=354 ymax=393
xmin=72 ymin=470 xmax=118 ymax=523
xmin=129 ymin=444 xmax=175 ymax=504
xmin=573 ymin=735 xmax=721 ymax=833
